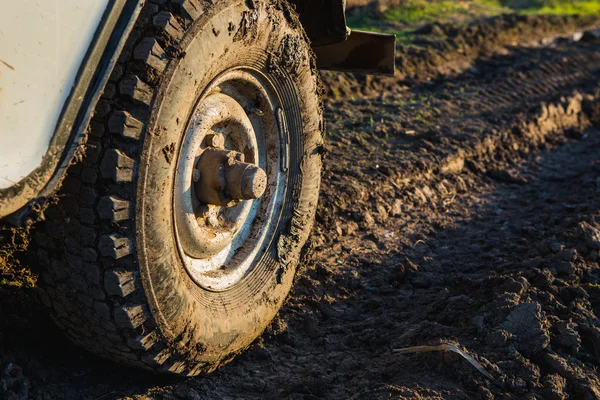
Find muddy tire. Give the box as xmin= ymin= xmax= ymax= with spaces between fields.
xmin=33 ymin=0 xmax=323 ymax=375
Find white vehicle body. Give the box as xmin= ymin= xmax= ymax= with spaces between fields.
xmin=0 ymin=0 xmax=110 ymax=189
xmin=0 ymin=0 xmax=142 ymax=220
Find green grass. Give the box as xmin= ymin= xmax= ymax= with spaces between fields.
xmin=519 ymin=0 xmax=600 ymax=15
xmin=347 ymin=0 xmax=600 ymax=35
xmin=346 ymin=0 xmax=508 ymax=36
xmin=383 ymin=1 xmax=473 ymax=23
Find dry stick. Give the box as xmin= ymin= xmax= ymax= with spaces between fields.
xmin=393 ymin=344 xmax=494 ymax=380
xmin=412 ymin=239 xmax=426 ymax=248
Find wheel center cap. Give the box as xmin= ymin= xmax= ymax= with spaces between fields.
xmin=194 ymin=148 xmax=267 ymax=206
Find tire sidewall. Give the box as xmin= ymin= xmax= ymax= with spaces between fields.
xmin=136 ymin=0 xmax=322 ymax=367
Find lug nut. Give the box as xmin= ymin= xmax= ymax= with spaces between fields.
xmin=206 ymin=213 xmax=220 ymax=228
xmin=192 ymin=169 xmax=201 ymax=182
xmin=206 ymin=133 xmax=224 ymax=148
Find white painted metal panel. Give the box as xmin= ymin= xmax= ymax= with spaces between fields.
xmin=0 ymin=0 xmax=110 ymax=189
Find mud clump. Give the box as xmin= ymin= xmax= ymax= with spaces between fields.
xmin=233 ymin=9 xmax=259 ymax=43
xmin=553 ymin=320 xmax=581 ymax=351
xmin=503 ymin=302 xmax=550 ymax=356
xmin=578 ymin=221 xmax=600 ymax=251
xmin=542 ymin=374 xmax=568 ymax=400
xmin=269 ymin=34 xmax=305 ymax=76
xmin=0 ymin=362 xmax=29 ymax=400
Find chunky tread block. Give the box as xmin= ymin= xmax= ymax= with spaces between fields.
xmin=66 ymin=254 xmax=84 ymax=270
xmin=82 ymin=248 xmax=99 ymax=263
xmin=93 ymin=302 xmax=111 ymax=320
xmin=153 ymin=11 xmax=184 ymax=41
xmin=77 ymin=293 xmax=94 ymax=308
xmin=165 ymin=360 xmax=188 ymax=374
xmin=71 ymin=273 xmax=88 ymax=293
xmin=81 ymin=167 xmax=98 ymax=184
xmin=134 ymin=37 xmax=168 ymax=71
xmin=127 ymin=331 xmax=159 ymax=351
xmin=171 ymin=0 xmax=203 ymax=22
xmin=105 ymin=270 xmax=138 ymax=297
xmin=79 ymin=207 xmax=97 ymax=225
xmin=80 ymin=226 xmax=97 ymax=245
xmin=114 ymin=304 xmax=149 ymax=329
xmin=88 ymin=287 xmax=106 ymax=301
xmin=97 ymin=196 xmax=132 ymax=222
xmin=141 ymin=349 xmax=171 ymax=367
xmin=98 ymin=234 xmax=132 ymax=259
xmin=119 ymin=75 xmax=153 ymax=105
xmin=84 ymin=139 xmax=103 ymax=164
xmin=100 ymin=149 xmax=134 ymax=183
xmin=108 ymin=111 xmax=144 ymax=140
xmin=83 ymin=262 xmax=101 ymax=285
xmin=79 ymin=186 xmax=97 ymax=206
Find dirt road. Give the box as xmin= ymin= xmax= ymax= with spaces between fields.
xmin=1 ymin=15 xmax=600 ymax=400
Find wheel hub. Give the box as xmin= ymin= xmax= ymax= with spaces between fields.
xmin=193 ymin=148 xmax=267 ymax=206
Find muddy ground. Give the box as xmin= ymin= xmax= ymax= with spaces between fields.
xmin=2 ymin=14 xmax=600 ymax=400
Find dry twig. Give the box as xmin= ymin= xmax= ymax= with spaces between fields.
xmin=393 ymin=343 xmax=494 ymax=380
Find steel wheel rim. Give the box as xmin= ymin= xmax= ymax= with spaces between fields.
xmin=173 ymin=68 xmax=288 ymax=291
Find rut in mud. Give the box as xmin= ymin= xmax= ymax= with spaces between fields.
xmin=1 ymin=16 xmax=600 ymax=400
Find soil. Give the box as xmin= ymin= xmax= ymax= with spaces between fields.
xmin=1 ymin=13 xmax=600 ymax=400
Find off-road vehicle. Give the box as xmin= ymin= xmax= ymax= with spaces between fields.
xmin=0 ymin=0 xmax=394 ymax=375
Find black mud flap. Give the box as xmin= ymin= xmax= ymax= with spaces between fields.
xmin=313 ymin=30 xmax=396 ymax=75
xmin=289 ymin=0 xmax=396 ymax=75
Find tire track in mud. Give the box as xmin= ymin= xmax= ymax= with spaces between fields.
xmin=318 ymin=36 xmax=600 ymax=236
xmin=463 ymin=49 xmax=600 ymax=114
